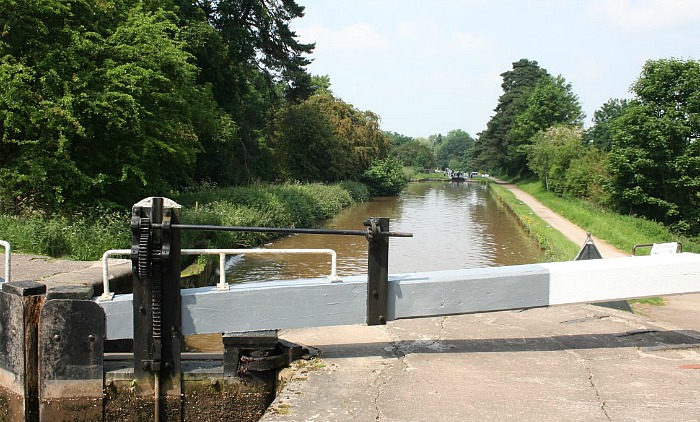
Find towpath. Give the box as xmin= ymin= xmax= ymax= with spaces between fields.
xmin=491 ymin=179 xmax=629 ymax=258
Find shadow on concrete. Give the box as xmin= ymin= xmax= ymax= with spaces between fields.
xmin=309 ymin=329 xmax=700 ymax=359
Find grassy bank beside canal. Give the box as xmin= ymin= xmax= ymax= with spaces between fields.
xmin=515 ymin=179 xmax=699 ymax=255
xmin=175 ymin=182 xmax=369 ymax=251
xmin=490 ymin=178 xmax=699 ymax=263
xmin=489 ymin=183 xmax=579 ymax=262
xmin=0 ymin=182 xmax=370 ymax=261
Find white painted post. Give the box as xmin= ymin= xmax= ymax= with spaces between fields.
xmin=0 ymin=240 xmax=10 ymax=283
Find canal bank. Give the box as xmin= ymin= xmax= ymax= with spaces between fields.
xmin=490 ymin=179 xmax=630 ymax=259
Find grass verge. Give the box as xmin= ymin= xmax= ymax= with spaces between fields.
xmin=0 ymin=182 xmax=370 ymax=261
xmin=516 ymin=179 xmax=699 ymax=254
xmin=489 ymin=183 xmax=579 ymax=262
xmin=501 ymin=177 xmax=700 ymax=308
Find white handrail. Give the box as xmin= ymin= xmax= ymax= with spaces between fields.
xmin=0 ymin=240 xmax=10 ymax=284
xmin=100 ymin=248 xmax=340 ymax=301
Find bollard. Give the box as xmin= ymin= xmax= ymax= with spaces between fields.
xmin=0 ymin=281 xmax=46 ymax=422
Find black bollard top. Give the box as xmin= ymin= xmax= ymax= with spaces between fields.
xmin=2 ymin=280 xmax=47 ymax=296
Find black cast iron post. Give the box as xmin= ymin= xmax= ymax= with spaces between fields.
xmin=365 ymin=217 xmax=390 ymax=325
xmin=131 ymin=197 xmax=182 ymax=419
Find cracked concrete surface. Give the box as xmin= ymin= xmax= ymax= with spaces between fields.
xmin=263 ymin=305 xmax=700 ymax=421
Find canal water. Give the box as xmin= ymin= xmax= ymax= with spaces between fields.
xmin=224 ymin=181 xmax=545 ymax=284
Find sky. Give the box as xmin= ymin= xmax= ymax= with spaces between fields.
xmin=292 ymin=0 xmax=700 ymax=139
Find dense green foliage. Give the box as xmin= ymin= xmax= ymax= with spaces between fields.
xmin=509 ymin=75 xmax=584 ymax=175
xmin=0 ymin=209 xmax=130 ymax=260
xmin=2 ymin=0 xmax=697 ymax=248
xmin=525 ymin=125 xmax=583 ymax=195
xmin=176 ymin=182 xmax=364 ymax=251
xmin=606 ymin=59 xmax=700 ymax=234
xmin=584 ymin=98 xmax=630 ymax=151
xmin=360 ymin=158 xmax=408 ymax=196
xmin=392 ymin=138 xmax=434 ymax=169
xmin=0 ymin=182 xmax=367 ymax=259
xmin=273 ymin=92 xmax=390 ymax=182
xmin=434 ymin=129 xmax=474 ymax=171
xmin=391 ymin=129 xmax=476 ymax=173
xmin=0 ymin=0 xmax=390 ymax=215
xmin=474 ymin=57 xmax=700 ymax=238
xmin=471 ymin=59 xmax=549 ymax=175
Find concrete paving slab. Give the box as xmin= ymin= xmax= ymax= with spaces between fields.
xmin=0 ymin=253 xmax=132 ymax=294
xmin=633 ymin=293 xmax=700 ymax=333
xmin=264 ymin=305 xmax=700 ymax=421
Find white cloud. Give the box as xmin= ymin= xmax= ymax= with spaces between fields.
xmin=453 ymin=32 xmax=491 ymax=52
xmin=587 ymin=0 xmax=700 ymax=30
xmin=299 ymin=23 xmax=390 ymax=54
xmin=395 ymin=20 xmax=441 ymax=42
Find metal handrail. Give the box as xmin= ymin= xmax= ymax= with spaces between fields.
xmin=151 ymin=223 xmax=412 ymax=238
xmin=0 ymin=240 xmax=10 ymax=284
xmin=100 ymin=247 xmax=339 ymax=301
xmin=632 ymin=242 xmax=683 ymax=255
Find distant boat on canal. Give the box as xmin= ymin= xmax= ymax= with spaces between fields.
xmin=450 ymin=171 xmax=466 ymax=182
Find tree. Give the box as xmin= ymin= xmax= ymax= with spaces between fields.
xmin=272 ymin=92 xmax=390 ymax=182
xmin=0 ymin=3 xmax=218 ymax=210
xmin=181 ymin=0 xmax=315 ymax=184
xmin=392 ymin=139 xmax=434 ymax=168
xmin=471 ymin=59 xmax=549 ymax=174
xmin=434 ymin=129 xmax=474 ymax=170
xmin=564 ymin=147 xmax=610 ymax=204
xmin=584 ymin=98 xmax=630 ymax=151
xmin=188 ymin=0 xmax=313 ymax=80
xmin=273 ymin=96 xmax=340 ymax=181
xmin=509 ymin=74 xmax=584 ymax=176
xmin=0 ymin=0 xmax=320 ymax=212
xmin=385 ymin=131 xmax=414 ymax=147
xmin=606 ymin=58 xmax=700 ymax=234
xmin=525 ymin=125 xmax=583 ymax=194
xmin=311 ymin=93 xmax=390 ymax=178
xmin=361 ymin=157 xmax=408 ymax=196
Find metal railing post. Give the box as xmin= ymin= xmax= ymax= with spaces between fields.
xmin=0 ymin=239 xmax=10 ymax=283
xmin=366 ymin=217 xmax=390 ymax=325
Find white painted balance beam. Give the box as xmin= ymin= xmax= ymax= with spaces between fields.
xmin=98 ymin=253 xmax=700 ymax=340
